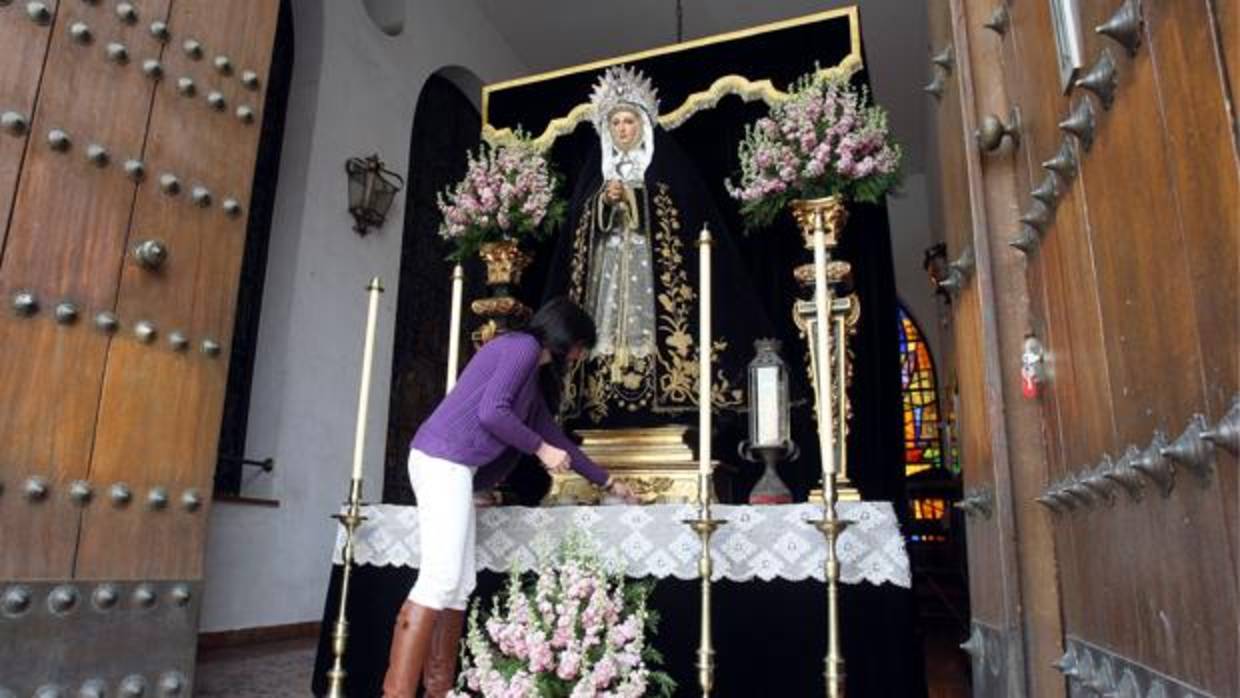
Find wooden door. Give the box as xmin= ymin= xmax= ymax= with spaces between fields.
xmin=0 ymin=1 xmax=279 ymax=692
xmin=927 ymin=1 xmax=1037 ymax=695
xmin=932 ymin=0 xmax=1240 ymax=695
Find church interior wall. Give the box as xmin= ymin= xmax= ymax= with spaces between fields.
xmin=199 ymin=0 xmax=527 ymax=634
xmin=886 ymin=172 xmax=941 ymax=357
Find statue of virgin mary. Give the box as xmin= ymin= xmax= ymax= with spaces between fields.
xmin=542 ymin=65 xmax=771 ymax=428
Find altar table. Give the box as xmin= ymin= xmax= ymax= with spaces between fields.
xmin=311 ymin=503 xmax=927 ymax=697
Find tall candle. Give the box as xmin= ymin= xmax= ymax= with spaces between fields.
xmin=351 ymin=277 xmax=384 ymax=481
xmin=699 ymin=226 xmax=713 ymax=476
xmin=812 ymin=224 xmax=837 ymax=478
xmin=446 ymin=264 xmax=465 ymax=392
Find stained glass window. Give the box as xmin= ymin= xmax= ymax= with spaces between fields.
xmin=898 ymin=306 xmax=942 ymax=475
xmin=911 ymin=497 xmax=947 ymax=520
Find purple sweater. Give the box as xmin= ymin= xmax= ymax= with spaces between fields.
xmin=411 ymin=332 xmax=609 ymax=491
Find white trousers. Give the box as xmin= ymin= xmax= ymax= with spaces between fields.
xmin=407 ymin=448 xmax=476 ymax=611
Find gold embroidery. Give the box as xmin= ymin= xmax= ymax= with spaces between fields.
xmin=650 ymin=184 xmax=745 ymax=412
xmin=563 ymin=183 xmax=745 ymax=423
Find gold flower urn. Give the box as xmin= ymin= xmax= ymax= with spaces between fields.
xmin=471 ymin=239 xmax=533 ymax=345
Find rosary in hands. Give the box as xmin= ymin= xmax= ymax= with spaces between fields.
xmin=604 ymin=180 xmax=625 ymax=203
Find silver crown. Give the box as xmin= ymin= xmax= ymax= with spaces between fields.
xmin=590 ymin=65 xmax=659 ymax=133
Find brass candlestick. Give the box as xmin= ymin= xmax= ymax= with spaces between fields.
xmin=686 ymin=472 xmax=723 ymax=696
xmin=325 ymin=478 xmax=368 ymax=697
xmin=685 ymin=225 xmax=722 ymax=696
xmin=811 ymin=474 xmax=852 ymax=698
xmin=328 ymin=277 xmax=383 ymax=696
xmin=791 ymin=197 xmax=851 ymax=697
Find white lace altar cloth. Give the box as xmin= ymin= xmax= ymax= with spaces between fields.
xmin=333 ymin=502 xmax=910 ymax=588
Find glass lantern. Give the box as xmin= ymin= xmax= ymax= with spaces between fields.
xmin=748 ymin=338 xmax=791 ymax=450
xmin=743 ymin=339 xmax=794 ymax=504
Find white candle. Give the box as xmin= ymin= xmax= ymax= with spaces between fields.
xmin=813 ymin=224 xmax=837 ymax=478
xmin=351 ymin=277 xmax=384 ymax=481
xmin=699 ymin=226 xmax=713 ymax=476
xmin=446 ymin=264 xmax=464 ymax=392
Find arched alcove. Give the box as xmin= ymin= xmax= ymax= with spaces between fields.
xmin=360 ymin=0 xmax=405 ymax=36
xmin=383 ymin=67 xmax=486 ymax=503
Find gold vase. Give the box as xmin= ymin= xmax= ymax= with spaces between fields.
xmin=790 ymin=196 xmax=850 ymax=290
xmin=478 ymin=239 xmax=532 ymax=287
xmin=471 ymin=239 xmax=532 ymax=345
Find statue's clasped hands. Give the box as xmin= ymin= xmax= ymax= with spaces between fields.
xmin=604 ymin=179 xmax=625 ymax=203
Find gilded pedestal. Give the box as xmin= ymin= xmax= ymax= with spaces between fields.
xmin=542 ymin=425 xmax=717 ymax=504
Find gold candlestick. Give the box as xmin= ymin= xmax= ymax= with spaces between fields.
xmin=684 ymin=225 xmax=722 ymax=696
xmin=326 ymin=478 xmax=367 ymax=697
xmin=326 ymin=277 xmax=383 ymax=697
xmin=790 ymin=198 xmax=850 ymax=698
xmin=812 ymin=476 xmax=852 ymax=698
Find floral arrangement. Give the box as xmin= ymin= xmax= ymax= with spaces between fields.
xmin=447 ymin=539 xmax=675 ymax=698
xmin=726 ymin=70 xmax=902 ymax=228
xmin=437 ymin=137 xmax=565 ymax=261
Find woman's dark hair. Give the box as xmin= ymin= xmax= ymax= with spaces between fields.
xmin=524 ymin=297 xmax=596 ymax=411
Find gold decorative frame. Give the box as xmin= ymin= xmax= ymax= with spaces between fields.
xmin=481 ymin=6 xmax=863 ymax=151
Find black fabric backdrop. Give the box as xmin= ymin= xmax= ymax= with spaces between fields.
xmin=310 ymin=566 xmax=927 ymax=697
xmin=486 ymin=11 xmax=909 ymax=515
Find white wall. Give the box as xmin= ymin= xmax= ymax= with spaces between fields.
xmin=887 ymin=173 xmax=943 ymax=361
xmin=200 ymin=0 xmax=527 ymax=633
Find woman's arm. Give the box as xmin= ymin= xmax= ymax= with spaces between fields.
xmin=530 ymin=398 xmax=609 ymax=486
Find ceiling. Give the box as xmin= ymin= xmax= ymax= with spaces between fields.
xmin=473 ymin=0 xmax=930 ymax=173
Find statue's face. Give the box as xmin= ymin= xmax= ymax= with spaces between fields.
xmin=608 ymin=109 xmax=642 ymax=151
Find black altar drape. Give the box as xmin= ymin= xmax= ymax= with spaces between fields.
xmin=310 ymin=566 xmax=927 ymax=697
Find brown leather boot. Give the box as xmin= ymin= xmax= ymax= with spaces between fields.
xmin=382 ymin=600 xmax=439 ymax=698
xmin=422 ymin=608 xmax=467 ymax=697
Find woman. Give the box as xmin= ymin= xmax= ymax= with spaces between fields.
xmin=383 ymin=297 xmax=635 ymax=698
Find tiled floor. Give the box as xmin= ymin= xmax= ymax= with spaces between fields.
xmin=194 ymin=637 xmax=318 ymax=697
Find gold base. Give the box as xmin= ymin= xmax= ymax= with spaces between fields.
xmin=543 ymin=426 xmax=718 ymax=504
xmin=809 ymin=479 xmax=860 ymax=503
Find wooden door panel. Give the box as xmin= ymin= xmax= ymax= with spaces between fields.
xmin=74 ymin=0 xmax=280 ymax=580
xmin=0 ymin=323 xmax=108 ymax=577
xmin=1219 ymin=2 xmax=1239 ymax=155
xmin=1067 ymin=5 xmax=1237 ymax=691
xmin=0 ymin=0 xmax=172 ymax=580
xmin=1142 ymin=4 xmax=1239 ymax=691
xmin=931 ymin=0 xmax=1011 ymax=633
xmin=1 ymin=0 xmax=173 ymax=304
xmin=74 ymin=346 xmax=224 ymax=578
xmin=0 ymin=0 xmax=57 ymax=254
xmin=1145 ymin=1 xmax=1240 ymax=612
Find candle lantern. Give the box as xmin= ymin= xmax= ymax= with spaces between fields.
xmin=739 ymin=338 xmax=796 ymax=504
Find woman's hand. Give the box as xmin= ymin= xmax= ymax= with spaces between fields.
xmin=607 ymin=480 xmax=640 ymax=505
xmin=605 ymin=180 xmax=624 ymax=203
xmin=535 ymin=442 xmax=571 ymax=474
xmin=473 ymin=491 xmax=501 ymax=508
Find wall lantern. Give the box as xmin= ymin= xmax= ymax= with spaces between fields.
xmin=345 ymin=154 xmax=404 ymax=235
